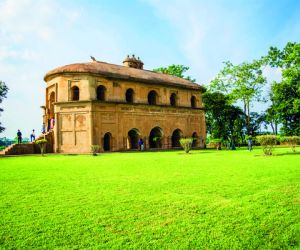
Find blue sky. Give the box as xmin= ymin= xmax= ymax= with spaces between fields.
xmin=0 ymin=0 xmax=299 ymax=138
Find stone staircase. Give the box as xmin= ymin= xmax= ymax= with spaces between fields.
xmin=0 ymin=130 xmax=54 ymax=156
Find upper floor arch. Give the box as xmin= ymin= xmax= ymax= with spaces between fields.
xmin=71 ymin=86 xmax=79 ymax=101
xmin=96 ymin=85 xmax=106 ymax=101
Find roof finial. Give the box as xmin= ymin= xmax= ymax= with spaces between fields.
xmin=90 ymin=56 xmax=96 ymax=62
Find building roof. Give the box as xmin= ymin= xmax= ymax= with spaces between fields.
xmin=44 ymin=60 xmax=204 ymax=91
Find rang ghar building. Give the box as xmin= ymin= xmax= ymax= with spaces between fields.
xmin=42 ymin=55 xmax=206 ymax=153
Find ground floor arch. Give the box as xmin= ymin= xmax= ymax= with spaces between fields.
xmin=103 ymin=132 xmax=112 ymax=151
xmin=149 ymin=127 xmax=163 ymax=148
xmin=127 ymin=128 xmax=140 ymax=149
xmin=171 ymin=129 xmax=183 ymax=147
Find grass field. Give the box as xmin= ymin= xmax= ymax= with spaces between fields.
xmin=1 ymin=147 xmax=299 ymax=249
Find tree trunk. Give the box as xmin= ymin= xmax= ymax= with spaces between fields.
xmin=246 ymin=100 xmax=250 ymax=134
xmin=270 ymin=122 xmax=275 ymax=134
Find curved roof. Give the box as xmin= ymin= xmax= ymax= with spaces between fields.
xmin=44 ymin=61 xmax=204 ymax=91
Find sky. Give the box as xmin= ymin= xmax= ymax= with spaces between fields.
xmin=0 ymin=0 xmax=299 ymax=138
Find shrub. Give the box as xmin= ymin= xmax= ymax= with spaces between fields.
xmin=91 ymin=145 xmax=100 ymax=156
xmin=35 ymin=139 xmax=48 ymax=156
xmin=210 ymin=138 xmax=222 ymax=150
xmin=256 ymin=135 xmax=277 ymax=156
xmin=179 ymin=138 xmax=193 ymax=153
xmin=281 ymin=136 xmax=300 ymax=152
xmin=153 ymin=136 xmax=162 ymax=148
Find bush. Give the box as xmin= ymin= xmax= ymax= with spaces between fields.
xmin=210 ymin=138 xmax=222 ymax=150
xmin=179 ymin=138 xmax=193 ymax=153
xmin=91 ymin=145 xmax=100 ymax=156
xmin=35 ymin=139 xmax=48 ymax=156
xmin=281 ymin=136 xmax=300 ymax=152
xmin=256 ymin=135 xmax=277 ymax=156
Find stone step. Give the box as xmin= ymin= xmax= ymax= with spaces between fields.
xmin=0 ymin=130 xmax=54 ymax=155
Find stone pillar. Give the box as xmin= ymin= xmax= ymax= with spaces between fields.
xmin=89 ymin=109 xmax=94 ymax=148
xmin=54 ymin=111 xmax=59 ymax=153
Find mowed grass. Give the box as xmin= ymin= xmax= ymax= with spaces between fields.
xmin=0 ymin=148 xmax=299 ymax=249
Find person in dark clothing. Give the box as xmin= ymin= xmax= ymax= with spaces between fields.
xmin=248 ymin=138 xmax=253 ymax=151
xmin=138 ymin=138 xmax=144 ymax=151
xmin=30 ymin=129 xmax=35 ymax=142
xmin=17 ymin=129 xmax=22 ymax=144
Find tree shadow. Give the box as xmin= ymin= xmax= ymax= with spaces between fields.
xmin=254 ymin=151 xmax=300 ymax=157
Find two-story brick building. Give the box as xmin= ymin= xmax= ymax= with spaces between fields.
xmin=43 ymin=55 xmax=206 ymax=153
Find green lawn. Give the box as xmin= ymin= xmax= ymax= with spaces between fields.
xmin=0 ymin=147 xmax=299 ymax=249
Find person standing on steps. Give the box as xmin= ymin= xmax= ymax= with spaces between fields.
xmin=30 ymin=129 xmax=36 ymax=142
xmin=17 ymin=129 xmax=22 ymax=144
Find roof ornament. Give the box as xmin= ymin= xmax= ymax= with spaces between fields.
xmin=122 ymin=54 xmax=144 ymax=69
xmin=90 ymin=56 xmax=97 ymax=62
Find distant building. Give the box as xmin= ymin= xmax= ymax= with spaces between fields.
xmin=42 ymin=55 xmax=206 ymax=153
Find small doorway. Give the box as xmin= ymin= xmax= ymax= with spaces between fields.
xmin=103 ymin=132 xmax=112 ymax=151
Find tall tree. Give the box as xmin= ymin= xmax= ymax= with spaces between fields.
xmin=0 ymin=81 xmax=9 ymax=133
xmin=209 ymin=60 xmax=266 ymax=134
xmin=264 ymin=105 xmax=279 ymax=135
xmin=153 ymin=64 xmax=196 ymax=82
xmin=264 ymin=42 xmax=300 ymax=135
xmin=203 ymin=91 xmax=245 ymax=144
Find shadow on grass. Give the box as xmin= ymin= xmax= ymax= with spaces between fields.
xmin=254 ymin=151 xmax=300 ymax=157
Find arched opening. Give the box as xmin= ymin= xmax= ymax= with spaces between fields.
xmin=72 ymin=86 xmax=79 ymax=101
xmin=170 ymin=93 xmax=177 ymax=107
xmin=103 ymin=132 xmax=112 ymax=151
xmin=97 ymin=85 xmax=106 ymax=101
xmin=128 ymin=128 xmax=140 ymax=149
xmin=49 ymin=92 xmax=55 ymax=119
xmin=126 ymin=88 xmax=134 ymax=103
xmin=149 ymin=127 xmax=163 ymax=148
xmin=171 ymin=129 xmax=183 ymax=148
xmin=192 ymin=132 xmax=198 ymax=147
xmin=191 ymin=96 xmax=197 ymax=108
xmin=148 ymin=90 xmax=158 ymax=105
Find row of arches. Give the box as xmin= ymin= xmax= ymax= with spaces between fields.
xmin=102 ymin=127 xmax=200 ymax=151
xmin=70 ymin=86 xmax=198 ymax=108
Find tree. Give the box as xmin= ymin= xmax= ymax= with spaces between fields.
xmin=0 ymin=81 xmax=9 ymax=133
xmin=264 ymin=105 xmax=279 ymax=135
xmin=153 ymin=64 xmax=196 ymax=82
xmin=203 ymin=91 xmax=245 ymax=145
xmin=248 ymin=112 xmax=266 ymax=136
xmin=264 ymin=42 xmax=300 ymax=135
xmin=209 ymin=60 xmax=266 ymax=134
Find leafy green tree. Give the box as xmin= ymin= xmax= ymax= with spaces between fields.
xmin=248 ymin=112 xmax=266 ymax=136
xmin=209 ymin=60 xmax=266 ymax=134
xmin=264 ymin=105 xmax=279 ymax=135
xmin=153 ymin=64 xmax=196 ymax=82
xmin=264 ymin=42 xmax=300 ymax=135
xmin=0 ymin=81 xmax=9 ymax=133
xmin=203 ymin=91 xmax=245 ymax=145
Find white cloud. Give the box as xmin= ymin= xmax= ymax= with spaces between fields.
xmin=0 ymin=0 xmax=126 ymax=138
xmin=145 ymin=0 xmax=253 ymax=84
